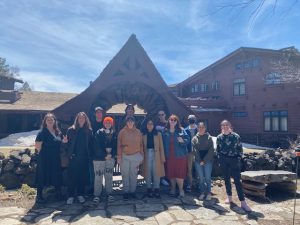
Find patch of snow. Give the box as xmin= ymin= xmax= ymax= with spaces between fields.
xmin=0 ymin=130 xmax=39 ymax=147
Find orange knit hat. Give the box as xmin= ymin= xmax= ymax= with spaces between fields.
xmin=103 ymin=116 xmax=114 ymax=126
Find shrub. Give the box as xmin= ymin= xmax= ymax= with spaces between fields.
xmin=18 ymin=184 xmax=36 ymax=197
xmin=0 ymin=184 xmax=5 ymax=193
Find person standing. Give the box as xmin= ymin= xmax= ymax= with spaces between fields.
xmin=162 ymin=114 xmax=189 ymax=198
xmin=65 ymin=112 xmax=93 ymax=205
xmin=142 ymin=118 xmax=165 ymax=198
xmin=184 ymin=114 xmax=198 ymax=192
xmin=91 ymin=106 xmax=104 ymax=134
xmin=117 ymin=116 xmax=143 ymax=200
xmin=92 ymin=117 xmax=117 ymax=203
xmin=216 ymin=120 xmax=252 ymax=212
xmin=192 ymin=122 xmax=214 ymax=201
xmin=35 ymin=113 xmax=65 ymax=203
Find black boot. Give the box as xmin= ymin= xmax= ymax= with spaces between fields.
xmin=154 ymin=189 xmax=160 ymax=198
xmin=147 ymin=188 xmax=153 ymax=198
xmin=36 ymin=187 xmax=46 ymax=204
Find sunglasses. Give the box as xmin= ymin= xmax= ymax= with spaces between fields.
xmin=169 ymin=119 xmax=177 ymax=122
xmin=158 ymin=114 xmax=165 ymax=116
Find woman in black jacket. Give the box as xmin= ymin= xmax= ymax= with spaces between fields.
xmin=92 ymin=116 xmax=117 ymax=203
xmin=64 ymin=112 xmax=93 ymax=205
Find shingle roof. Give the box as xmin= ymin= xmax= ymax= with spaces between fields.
xmin=0 ymin=91 xmax=77 ymax=111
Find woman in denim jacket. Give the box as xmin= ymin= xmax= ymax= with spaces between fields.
xmin=162 ymin=114 xmax=190 ymax=198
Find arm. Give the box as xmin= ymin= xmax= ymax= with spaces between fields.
xmin=236 ymin=135 xmax=243 ymax=158
xmin=35 ymin=130 xmax=44 ymax=153
xmin=191 ymin=137 xmax=200 ymax=162
xmin=117 ymin=130 xmax=123 ymax=163
xmin=203 ymin=136 xmax=215 ymax=163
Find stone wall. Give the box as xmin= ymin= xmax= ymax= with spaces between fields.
xmin=0 ymin=148 xmax=299 ymax=190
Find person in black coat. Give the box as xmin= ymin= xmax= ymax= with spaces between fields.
xmin=63 ymin=112 xmax=93 ymax=205
xmin=35 ymin=113 xmax=66 ymax=203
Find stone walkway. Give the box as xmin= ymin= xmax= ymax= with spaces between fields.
xmin=1 ymin=192 xmax=300 ymax=225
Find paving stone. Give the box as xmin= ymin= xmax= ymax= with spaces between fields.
xmin=0 ymin=207 xmax=26 ymax=217
xmin=34 ymin=213 xmax=53 ymax=223
xmin=136 ymin=211 xmax=157 ymax=218
xmin=165 ymin=204 xmax=184 ymax=210
xmin=181 ymin=195 xmax=199 ymax=205
xmin=32 ymin=208 xmax=55 ymax=214
xmin=53 ymin=215 xmax=72 ymax=223
xmin=155 ymin=211 xmax=174 ymax=225
xmin=245 ymin=220 xmax=259 ymax=225
xmin=108 ymin=205 xmax=139 ymax=222
xmin=169 ymin=209 xmax=194 ymax=221
xmin=193 ymin=220 xmax=244 ymax=225
xmin=160 ymin=196 xmax=182 ymax=205
xmin=130 ymin=220 xmax=158 ymax=225
xmin=185 ymin=205 xmax=219 ymax=220
xmin=0 ymin=218 xmax=23 ymax=225
xmin=71 ymin=216 xmax=115 ymax=225
xmin=210 ymin=204 xmax=230 ymax=213
xmin=171 ymin=222 xmax=191 ymax=225
xmin=135 ymin=203 xmax=164 ymax=212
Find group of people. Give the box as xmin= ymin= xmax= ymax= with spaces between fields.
xmin=34 ymin=104 xmax=252 ymax=212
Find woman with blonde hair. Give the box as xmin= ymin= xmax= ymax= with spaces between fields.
xmin=64 ymin=112 xmax=93 ymax=205
xmin=216 ymin=120 xmax=252 ymax=212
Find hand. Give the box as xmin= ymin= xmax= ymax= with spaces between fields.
xmin=62 ymin=135 xmax=68 ymax=143
xmin=177 ymin=137 xmax=184 ymax=143
xmin=200 ymin=161 xmax=205 ymax=166
xmin=106 ymin=154 xmax=112 ymax=160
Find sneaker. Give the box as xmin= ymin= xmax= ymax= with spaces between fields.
xmin=77 ymin=195 xmax=85 ymax=203
xmin=205 ymin=193 xmax=212 ymax=201
xmin=185 ymin=185 xmax=192 ymax=193
xmin=198 ymin=193 xmax=205 ymax=200
xmin=93 ymin=196 xmax=100 ymax=204
xmin=161 ymin=178 xmax=169 ymax=186
xmin=224 ymin=196 xmax=233 ymax=204
xmin=241 ymin=201 xmax=252 ymax=212
xmin=123 ymin=193 xmax=129 ymax=200
xmin=66 ymin=197 xmax=74 ymax=205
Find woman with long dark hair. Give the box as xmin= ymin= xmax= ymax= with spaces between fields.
xmin=35 ymin=113 xmax=65 ymax=203
xmin=142 ymin=118 xmax=165 ymax=198
xmin=216 ymin=120 xmax=252 ymax=212
xmin=162 ymin=114 xmax=189 ymax=198
xmin=65 ymin=112 xmax=93 ymax=205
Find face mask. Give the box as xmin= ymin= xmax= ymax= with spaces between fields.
xmin=188 ymin=119 xmax=195 ymax=124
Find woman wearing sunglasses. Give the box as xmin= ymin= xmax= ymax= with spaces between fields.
xmin=162 ymin=114 xmax=190 ymax=198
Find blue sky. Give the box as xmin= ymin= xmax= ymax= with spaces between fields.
xmin=0 ymin=0 xmax=299 ymax=93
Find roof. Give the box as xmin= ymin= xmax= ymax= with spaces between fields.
xmin=0 ymin=91 xmax=77 ymax=112
xmin=0 ymin=74 xmax=23 ymax=83
xmin=179 ymin=46 xmax=300 ymax=86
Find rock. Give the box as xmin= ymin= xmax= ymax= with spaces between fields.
xmin=0 ymin=152 xmax=4 ymax=160
xmin=9 ymin=149 xmax=22 ymax=161
xmin=4 ymin=159 xmax=15 ymax=172
xmin=0 ymin=172 xmax=21 ymax=189
xmin=241 ymin=170 xmax=297 ymax=183
xmin=22 ymin=172 xmax=36 ymax=187
xmin=15 ymin=166 xmax=29 ymax=175
xmin=21 ymin=154 xmax=31 ymax=166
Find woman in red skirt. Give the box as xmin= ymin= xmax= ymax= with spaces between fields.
xmin=162 ymin=114 xmax=190 ymax=198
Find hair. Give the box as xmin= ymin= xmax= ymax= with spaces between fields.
xmin=103 ymin=116 xmax=114 ymax=126
xmin=197 ymin=121 xmax=206 ymax=128
xmin=142 ymin=117 xmax=158 ymax=135
xmin=41 ymin=113 xmax=61 ymax=135
xmin=167 ymin=114 xmax=182 ymax=133
xmin=220 ymin=120 xmax=233 ymax=133
xmin=125 ymin=104 xmax=135 ymax=113
xmin=72 ymin=112 xmax=92 ymax=131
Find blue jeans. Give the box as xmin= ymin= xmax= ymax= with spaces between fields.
xmin=195 ymin=161 xmax=212 ymax=194
xmin=146 ymin=148 xmax=160 ymax=189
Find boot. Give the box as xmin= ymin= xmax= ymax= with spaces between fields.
xmin=241 ymin=200 xmax=252 ymax=212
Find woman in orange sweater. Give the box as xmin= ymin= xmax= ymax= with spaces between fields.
xmin=117 ymin=116 xmax=143 ymax=200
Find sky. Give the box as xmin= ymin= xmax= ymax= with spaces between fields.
xmin=0 ymin=0 xmax=299 ymax=93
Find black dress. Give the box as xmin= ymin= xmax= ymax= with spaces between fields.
xmin=35 ymin=128 xmax=62 ymax=188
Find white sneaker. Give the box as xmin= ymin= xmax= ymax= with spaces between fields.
xmin=77 ymin=195 xmax=85 ymax=203
xmin=66 ymin=197 xmax=74 ymax=205
xmin=205 ymin=193 xmax=212 ymax=201
xmin=161 ymin=178 xmax=169 ymax=186
xmin=198 ymin=193 xmax=205 ymax=200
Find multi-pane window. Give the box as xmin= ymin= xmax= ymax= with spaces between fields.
xmin=233 ymin=112 xmax=248 ymax=118
xmin=191 ymin=84 xmax=199 ymax=93
xmin=235 ymin=58 xmax=261 ymax=70
xmin=199 ymin=83 xmax=208 ymax=93
xmin=264 ymin=111 xmax=288 ymax=132
xmin=265 ymin=72 xmax=282 ymax=85
xmin=211 ymin=81 xmax=220 ymax=91
xmin=233 ymin=78 xmax=246 ymax=96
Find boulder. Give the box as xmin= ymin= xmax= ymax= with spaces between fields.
xmin=9 ymin=149 xmax=22 ymax=161
xmin=21 ymin=154 xmax=31 ymax=166
xmin=22 ymin=173 xmax=36 ymax=187
xmin=15 ymin=166 xmax=29 ymax=175
xmin=0 ymin=152 xmax=5 ymax=160
xmin=241 ymin=170 xmax=297 ymax=184
xmin=0 ymin=172 xmax=21 ymax=189
xmin=4 ymin=160 xmax=15 ymax=172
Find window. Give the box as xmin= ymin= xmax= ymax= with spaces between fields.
xmin=233 ymin=112 xmax=248 ymax=117
xmin=191 ymin=84 xmax=199 ymax=93
xmin=233 ymin=78 xmax=246 ymax=96
xmin=264 ymin=110 xmax=288 ymax=132
xmin=199 ymin=83 xmax=208 ymax=93
xmin=211 ymin=81 xmax=220 ymax=91
xmin=265 ymin=72 xmax=282 ymax=85
xmin=235 ymin=58 xmax=261 ymax=71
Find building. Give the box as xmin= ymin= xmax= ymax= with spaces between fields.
xmin=173 ymin=46 xmax=300 ymax=148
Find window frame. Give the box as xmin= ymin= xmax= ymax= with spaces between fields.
xmin=263 ymin=110 xmax=288 ymax=132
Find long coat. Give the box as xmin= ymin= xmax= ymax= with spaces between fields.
xmin=142 ymin=132 xmax=166 ymax=178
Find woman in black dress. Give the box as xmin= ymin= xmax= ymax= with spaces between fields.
xmin=35 ymin=113 xmax=66 ymax=203
xmin=65 ymin=112 xmax=93 ymax=205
